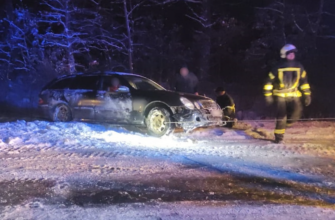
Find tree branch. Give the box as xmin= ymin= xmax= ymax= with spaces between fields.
xmin=255 ymin=7 xmax=283 ymax=14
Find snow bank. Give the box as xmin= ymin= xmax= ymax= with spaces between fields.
xmin=1 ymin=120 xmax=334 ymax=182
xmin=2 ymin=202 xmax=335 ymax=220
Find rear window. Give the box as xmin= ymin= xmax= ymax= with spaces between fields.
xmin=69 ymin=76 xmax=101 ymax=90
xmin=49 ymin=77 xmax=74 ymax=90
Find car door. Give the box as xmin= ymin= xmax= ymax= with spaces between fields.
xmin=67 ymin=75 xmax=101 ymax=121
xmin=95 ymin=75 xmax=132 ymax=123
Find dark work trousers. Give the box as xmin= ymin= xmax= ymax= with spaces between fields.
xmin=274 ymin=96 xmax=302 ymax=141
xmin=223 ymin=107 xmax=235 ymax=128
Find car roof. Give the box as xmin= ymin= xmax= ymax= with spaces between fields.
xmin=56 ymin=71 xmax=145 ymax=80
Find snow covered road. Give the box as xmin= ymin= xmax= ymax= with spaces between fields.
xmin=0 ymin=120 xmax=335 ymax=219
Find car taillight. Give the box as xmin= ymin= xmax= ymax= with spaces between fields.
xmin=38 ymin=98 xmax=44 ymax=105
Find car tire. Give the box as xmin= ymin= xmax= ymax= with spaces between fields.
xmin=146 ymin=107 xmax=174 ymax=137
xmin=52 ymin=103 xmax=72 ymax=122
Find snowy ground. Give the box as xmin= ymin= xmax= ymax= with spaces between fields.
xmin=0 ymin=119 xmax=335 ymax=219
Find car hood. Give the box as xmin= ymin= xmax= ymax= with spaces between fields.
xmin=137 ymin=89 xmax=214 ymax=106
xmin=178 ymin=92 xmax=211 ymax=102
xmin=159 ymin=90 xmax=214 ymax=102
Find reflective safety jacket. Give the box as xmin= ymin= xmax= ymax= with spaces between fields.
xmin=216 ymin=93 xmax=234 ymax=110
xmin=263 ymin=60 xmax=311 ymax=98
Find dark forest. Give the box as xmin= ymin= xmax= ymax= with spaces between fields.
xmin=0 ymin=0 xmax=334 ymax=117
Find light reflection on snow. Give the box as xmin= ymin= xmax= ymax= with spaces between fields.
xmin=1 ymin=120 xmax=335 ymax=185
xmin=87 ymin=130 xmax=194 ymax=149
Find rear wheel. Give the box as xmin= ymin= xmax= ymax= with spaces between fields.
xmin=52 ymin=103 xmax=72 ymax=122
xmin=146 ymin=107 xmax=174 ymax=137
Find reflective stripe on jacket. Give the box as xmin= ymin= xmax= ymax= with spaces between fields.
xmin=263 ymin=60 xmax=311 ymax=98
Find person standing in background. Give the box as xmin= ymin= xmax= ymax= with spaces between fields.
xmin=175 ymin=65 xmax=199 ymax=95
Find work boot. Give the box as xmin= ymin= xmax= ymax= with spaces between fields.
xmin=274 ymin=139 xmax=285 ymax=144
xmin=274 ymin=134 xmax=284 ymax=144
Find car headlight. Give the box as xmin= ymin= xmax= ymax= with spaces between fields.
xmin=194 ymin=101 xmax=201 ymax=109
xmin=180 ymin=97 xmax=195 ymax=110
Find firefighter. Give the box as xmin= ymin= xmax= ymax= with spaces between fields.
xmin=264 ymin=44 xmax=311 ymax=143
xmin=215 ymin=86 xmax=235 ymax=128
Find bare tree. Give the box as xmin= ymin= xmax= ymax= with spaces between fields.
xmin=307 ymin=0 xmax=335 ymax=39
xmin=0 ymin=3 xmax=46 ymax=108
xmin=0 ymin=8 xmax=42 ymax=75
xmin=85 ymin=0 xmax=127 ymax=70
xmin=39 ymin=0 xmax=85 ymax=74
xmin=120 ymin=0 xmax=148 ymax=73
xmin=39 ymin=0 xmax=124 ymax=74
xmin=184 ymin=0 xmax=238 ymax=80
xmin=246 ymin=0 xmax=304 ymax=69
xmin=39 ymin=0 xmax=106 ymax=74
xmin=88 ymin=0 xmax=147 ymax=73
xmin=185 ymin=0 xmax=215 ymax=79
xmin=133 ymin=17 xmax=189 ymax=81
xmin=242 ymin=0 xmax=335 ymax=75
xmin=123 ymin=0 xmax=134 ymax=72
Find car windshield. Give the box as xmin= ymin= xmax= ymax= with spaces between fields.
xmin=123 ymin=75 xmax=165 ymax=91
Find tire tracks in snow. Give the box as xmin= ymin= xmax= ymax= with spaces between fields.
xmin=1 ymin=121 xmax=335 ymax=186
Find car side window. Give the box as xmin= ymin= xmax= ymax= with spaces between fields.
xmin=132 ymin=80 xmax=152 ymax=90
xmin=123 ymin=76 xmax=164 ymax=91
xmin=49 ymin=77 xmax=74 ymax=90
xmin=70 ymin=76 xmax=100 ymax=90
xmin=101 ymin=76 xmax=129 ymax=91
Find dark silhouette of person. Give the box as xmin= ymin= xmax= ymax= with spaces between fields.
xmin=215 ymin=86 xmax=235 ymax=128
xmin=175 ymin=65 xmax=199 ymax=95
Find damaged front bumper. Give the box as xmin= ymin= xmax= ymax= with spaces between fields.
xmin=172 ymin=107 xmax=223 ymax=131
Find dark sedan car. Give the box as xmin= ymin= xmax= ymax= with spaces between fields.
xmin=38 ymin=72 xmax=223 ymax=136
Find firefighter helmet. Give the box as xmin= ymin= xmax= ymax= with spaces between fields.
xmin=280 ymin=44 xmax=297 ymax=58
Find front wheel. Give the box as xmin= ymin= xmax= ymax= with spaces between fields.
xmin=146 ymin=107 xmax=174 ymax=137
xmin=52 ymin=103 xmax=72 ymax=122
